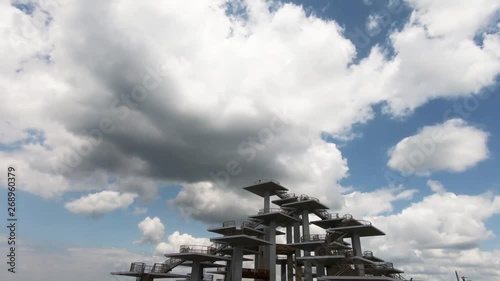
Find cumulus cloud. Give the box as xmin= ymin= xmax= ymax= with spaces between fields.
xmin=364 ymin=187 xmax=500 ymax=280
xmin=136 ymin=217 xmax=165 ymax=245
xmin=341 ymin=186 xmax=417 ymax=218
xmin=154 ymin=231 xmax=211 ymax=256
xmin=427 ymin=179 xmax=446 ymax=195
xmin=1 ymin=0 xmax=497 ymax=206
xmin=387 ymin=119 xmax=489 ymax=175
xmin=64 ymin=191 xmax=137 ymax=218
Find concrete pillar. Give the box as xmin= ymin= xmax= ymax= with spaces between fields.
xmin=293 ymin=217 xmax=302 ymax=281
xmin=231 ymin=246 xmax=243 ymax=281
xmin=191 ymin=261 xmax=202 ymax=281
xmin=286 ymin=225 xmax=292 ymax=243
xmin=317 ymin=264 xmax=325 ymax=277
xmin=352 ymin=234 xmax=365 ymax=276
xmin=302 ymin=210 xmax=312 ymax=281
xmin=285 ymin=224 xmax=293 ymax=281
xmin=268 ymin=220 xmax=277 ymax=281
xmin=281 ymin=261 xmax=286 ymax=281
xmin=264 ymin=191 xmax=270 ymax=211
xmin=287 ymin=254 xmax=293 ymax=281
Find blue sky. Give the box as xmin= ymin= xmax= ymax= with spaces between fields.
xmin=1 ymin=1 xmax=500 ymax=281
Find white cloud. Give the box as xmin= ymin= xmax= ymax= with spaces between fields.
xmin=387 ymin=119 xmax=489 ymax=175
xmin=136 ymin=217 xmax=165 ymax=245
xmin=0 ymin=0 xmax=498 ymax=205
xmin=363 ymin=187 xmax=500 ymax=280
xmin=365 ymin=14 xmax=382 ymax=35
xmin=341 ymin=186 xmax=417 ymax=218
xmin=154 ymin=231 xmax=210 ymax=257
xmin=64 ymin=191 xmax=137 ymax=218
xmin=427 ymin=179 xmax=446 ymax=195
xmin=173 ymin=135 xmax=350 ymax=223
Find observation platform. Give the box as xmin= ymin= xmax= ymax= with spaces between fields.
xmin=243 ymin=180 xmax=288 ymax=197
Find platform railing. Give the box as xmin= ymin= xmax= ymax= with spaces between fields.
xmin=254 ymin=179 xmax=280 ymax=185
xmin=315 ymin=210 xmax=339 ymax=220
xmin=276 ymin=190 xmax=295 ymax=199
xmin=222 ymin=220 xmax=236 ymax=227
xmin=179 ymin=245 xmax=216 ymax=254
xmin=151 ymin=263 xmax=169 ymax=273
xmin=130 ymin=262 xmax=145 ymax=273
xmin=357 ymin=219 xmax=372 ymax=225
xmin=301 ymin=234 xmax=327 ymax=242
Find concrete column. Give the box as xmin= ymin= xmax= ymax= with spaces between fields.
xmin=287 ymin=254 xmax=293 ymax=281
xmin=352 ymin=234 xmax=365 ymax=276
xmin=302 ymin=210 xmax=312 ymax=281
xmin=286 ymin=225 xmax=293 ymax=281
xmin=286 ymin=225 xmax=292 ymax=243
xmin=301 ymin=210 xmax=310 ymax=237
xmin=293 ymin=216 xmax=302 ymax=281
xmin=317 ymin=264 xmax=325 ymax=277
xmin=268 ymin=220 xmax=277 ymax=281
xmin=191 ymin=261 xmax=202 ymax=281
xmin=264 ymin=191 xmax=270 ymax=211
xmin=231 ymin=246 xmax=243 ymax=281
xmin=281 ymin=261 xmax=286 ymax=281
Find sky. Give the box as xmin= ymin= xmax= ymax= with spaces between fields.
xmin=0 ymin=0 xmax=499 ymax=280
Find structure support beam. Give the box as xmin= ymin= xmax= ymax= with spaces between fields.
xmin=352 ymin=234 xmax=365 ymax=276
xmin=231 ymin=246 xmax=244 ymax=281
xmin=293 ymin=216 xmax=302 ymax=281
xmin=268 ymin=220 xmax=277 ymax=281
xmin=302 ymin=210 xmax=312 ymax=281
xmin=191 ymin=261 xmax=202 ymax=281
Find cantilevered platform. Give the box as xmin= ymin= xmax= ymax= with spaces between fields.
xmin=249 ymin=211 xmax=300 ymax=226
xmin=272 ymin=196 xmax=299 ymax=206
xmin=311 ymin=218 xmax=345 ymax=229
xmin=210 ymin=234 xmax=272 ymax=247
xmin=243 ymin=180 xmax=288 ymax=197
xmin=327 ymin=225 xmax=385 ymax=237
xmin=287 ymin=240 xmax=326 ymax=251
xmin=207 ymin=225 xmax=265 ymax=236
xmin=282 ymin=199 xmax=328 ymax=211
xmin=111 ymin=271 xmax=187 ymax=279
xmin=164 ymin=252 xmax=232 ymax=262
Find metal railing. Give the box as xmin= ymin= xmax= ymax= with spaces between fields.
xmin=357 ymin=219 xmax=372 ymax=225
xmin=315 ymin=210 xmax=339 ymax=220
xmin=299 ymin=194 xmax=319 ymax=202
xmin=130 ymin=262 xmax=145 ymax=273
xmin=254 ymin=179 xmax=280 ymax=185
xmin=301 ymin=234 xmax=327 ymax=242
xmin=241 ymin=220 xmax=260 ymax=229
xmin=343 ymin=214 xmax=353 ymax=220
xmin=179 ymin=245 xmax=216 ymax=254
xmin=276 ymin=190 xmax=295 ymax=199
xmin=151 ymin=263 xmax=169 ymax=273
xmin=222 ymin=220 xmax=236 ymax=227
xmin=329 ymin=249 xmax=354 ymax=256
